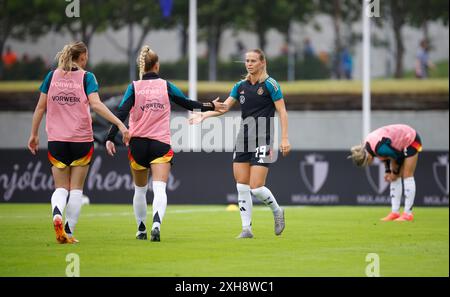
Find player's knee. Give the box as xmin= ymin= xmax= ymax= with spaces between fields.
xmin=250 ymin=182 xmax=265 ymax=190
xmin=234 ymin=177 xmax=250 ymax=185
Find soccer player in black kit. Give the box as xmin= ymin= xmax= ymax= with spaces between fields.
xmin=190 ymin=49 xmax=291 ymax=238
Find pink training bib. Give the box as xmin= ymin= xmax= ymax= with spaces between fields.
xmin=130 ymin=79 xmax=171 ymax=145
xmin=46 ymin=69 xmax=93 ymax=142
xmin=365 ymin=124 xmax=417 ymax=154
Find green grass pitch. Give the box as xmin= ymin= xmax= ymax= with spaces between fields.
xmin=0 ymin=204 xmax=448 ymax=277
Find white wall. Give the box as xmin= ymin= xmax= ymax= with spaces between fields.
xmin=1 ymin=111 xmax=447 ymax=150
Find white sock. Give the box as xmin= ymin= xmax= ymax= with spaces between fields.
xmin=133 ymin=184 xmax=148 ymax=234
xmin=251 ymin=186 xmax=281 ymax=213
xmin=51 ymin=188 xmax=68 ymax=219
xmin=390 ymin=178 xmax=402 ymax=213
xmin=152 ymin=181 xmax=167 ymax=231
xmin=403 ymin=177 xmax=416 ymax=214
xmin=65 ymin=189 xmax=83 ymax=235
xmin=237 ymin=183 xmax=252 ymax=229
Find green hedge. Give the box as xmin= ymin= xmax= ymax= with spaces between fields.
xmin=1 ymin=58 xmax=48 ymax=81
xmin=1 ymin=56 xmax=331 ymax=86
xmin=91 ymin=62 xmax=130 ymax=86
xmin=93 ymin=56 xmax=331 ymax=86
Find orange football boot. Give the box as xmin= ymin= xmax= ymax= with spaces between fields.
xmin=380 ymin=212 xmax=401 ymax=221
xmin=53 ymin=215 xmax=70 ymax=243
xmin=67 ymin=236 xmax=79 ymax=244
xmin=394 ymin=212 xmax=414 ymax=222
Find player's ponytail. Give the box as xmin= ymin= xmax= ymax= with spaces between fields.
xmin=56 ymin=41 xmax=87 ymax=72
xmin=137 ymin=45 xmax=159 ymax=80
xmin=348 ymin=144 xmax=370 ymax=167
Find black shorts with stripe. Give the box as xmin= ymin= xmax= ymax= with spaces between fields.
xmin=128 ymin=137 xmax=174 ymax=170
xmin=48 ymin=141 xmax=94 ymax=169
xmin=405 ymin=133 xmax=423 ymax=157
xmin=233 ymin=145 xmax=274 ymax=168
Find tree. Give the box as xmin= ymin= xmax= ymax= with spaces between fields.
xmin=233 ymin=0 xmax=284 ymax=52
xmin=106 ymin=0 xmax=174 ymax=81
xmin=270 ymin=0 xmax=315 ymax=41
xmin=171 ymin=0 xmax=190 ymax=59
xmin=198 ymin=0 xmax=240 ymax=81
xmin=46 ymin=0 xmax=118 ymax=67
xmin=384 ymin=0 xmax=407 ymax=78
xmin=0 ymin=0 xmax=52 ymax=78
xmin=406 ymin=0 xmax=449 ymax=42
xmin=269 ymin=0 xmax=316 ymax=80
xmin=382 ymin=0 xmax=448 ymax=78
xmin=317 ymin=0 xmax=360 ymax=79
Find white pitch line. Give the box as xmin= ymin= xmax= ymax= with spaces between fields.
xmin=0 ymin=205 xmax=304 ymax=219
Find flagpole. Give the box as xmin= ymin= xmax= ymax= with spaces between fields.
xmin=189 ymin=0 xmax=199 ymax=151
xmin=362 ymin=0 xmax=371 ymax=139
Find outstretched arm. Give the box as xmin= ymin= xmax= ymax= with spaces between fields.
xmin=189 ymin=96 xmax=236 ymax=124
xmin=167 ymin=81 xmax=223 ymax=112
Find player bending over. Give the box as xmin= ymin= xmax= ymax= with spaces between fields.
xmin=349 ymin=124 xmax=422 ymax=222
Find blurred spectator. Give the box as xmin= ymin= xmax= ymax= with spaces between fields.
xmin=280 ymin=42 xmax=289 ymax=56
xmin=331 ymin=49 xmax=340 ymax=79
xmin=318 ymin=51 xmax=329 ymax=65
xmin=236 ymin=40 xmax=246 ymax=59
xmin=340 ymin=47 xmax=353 ymax=80
xmin=22 ymin=53 xmax=30 ymax=63
xmin=303 ymin=38 xmax=315 ymax=58
xmin=415 ymin=39 xmax=435 ymax=79
xmin=2 ymin=46 xmax=18 ymax=69
xmin=330 ymin=47 xmax=353 ymax=80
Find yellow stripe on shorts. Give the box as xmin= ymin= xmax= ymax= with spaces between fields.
xmin=70 ymin=146 xmax=93 ymax=167
xmin=130 ymin=159 xmax=148 ymax=171
xmin=150 ymin=149 xmax=174 ymax=164
xmin=48 ymin=152 xmax=67 ymax=169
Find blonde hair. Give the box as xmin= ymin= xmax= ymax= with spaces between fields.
xmin=348 ymin=144 xmax=370 ymax=167
xmin=137 ymin=45 xmax=159 ymax=80
xmin=55 ymin=41 xmax=87 ymax=72
xmin=244 ymin=49 xmax=269 ymax=83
